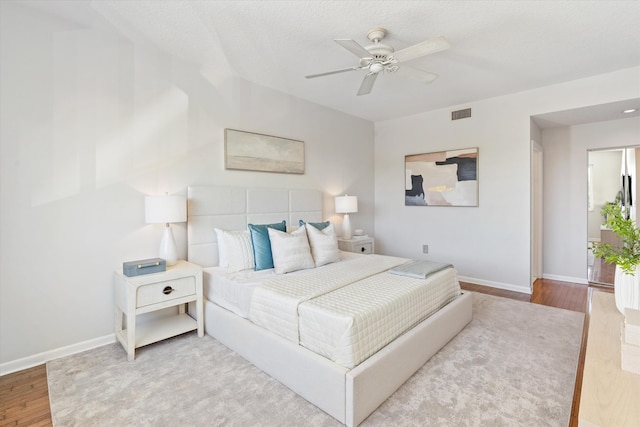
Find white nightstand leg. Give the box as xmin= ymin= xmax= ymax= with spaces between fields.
xmin=114 ymin=306 xmax=123 ymax=335
xmin=126 ymin=311 xmax=136 ymax=362
xmin=196 ymin=299 xmax=204 ymax=337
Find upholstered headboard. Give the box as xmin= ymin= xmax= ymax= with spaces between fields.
xmin=187 ymin=186 xmax=323 ymax=267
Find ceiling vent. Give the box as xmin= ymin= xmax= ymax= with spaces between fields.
xmin=451 ymin=108 xmax=471 ymax=120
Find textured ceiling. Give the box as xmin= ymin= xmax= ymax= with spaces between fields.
xmin=22 ymin=0 xmax=640 ymax=122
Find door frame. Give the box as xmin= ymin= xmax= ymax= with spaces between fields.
xmin=531 ymin=140 xmax=543 ymax=289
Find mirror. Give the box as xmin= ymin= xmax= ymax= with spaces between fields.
xmin=588 ymin=146 xmax=640 ymax=285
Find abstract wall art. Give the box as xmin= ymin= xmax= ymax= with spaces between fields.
xmin=225 ymin=129 xmax=304 ymax=174
xmin=405 ymin=148 xmax=478 ymax=206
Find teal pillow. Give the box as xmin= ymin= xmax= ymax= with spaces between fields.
xmin=299 ymin=220 xmax=330 ymax=230
xmin=248 ymin=221 xmax=286 ymax=270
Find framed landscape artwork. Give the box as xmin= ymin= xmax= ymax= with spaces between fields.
xmin=225 ymin=129 xmax=304 ymax=174
xmin=405 ymin=148 xmax=478 ymax=206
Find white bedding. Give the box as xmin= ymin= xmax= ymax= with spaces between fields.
xmin=203 ymin=266 xmax=269 ymax=318
xmin=203 ymin=252 xmax=363 ymax=318
xmin=206 ymin=252 xmax=460 ymax=369
xmin=299 ymin=267 xmax=459 ymax=368
xmin=249 ymin=254 xmax=408 ymax=342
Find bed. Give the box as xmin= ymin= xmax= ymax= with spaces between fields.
xmin=187 ymin=186 xmax=473 ymax=426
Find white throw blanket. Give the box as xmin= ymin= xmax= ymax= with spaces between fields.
xmin=249 ymin=255 xmax=407 ymax=342
xmin=389 ymin=260 xmax=453 ymax=279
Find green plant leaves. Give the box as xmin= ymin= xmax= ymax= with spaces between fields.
xmin=592 ymin=203 xmax=640 ymax=276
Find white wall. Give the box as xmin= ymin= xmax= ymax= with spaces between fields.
xmin=0 ymin=3 xmax=374 ymax=371
xmin=375 ymin=68 xmax=640 ymax=293
xmin=542 ymin=117 xmax=640 ymax=283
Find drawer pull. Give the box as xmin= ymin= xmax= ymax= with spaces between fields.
xmin=162 ymin=286 xmax=175 ymax=295
xmin=361 ymin=247 xmax=366 ymax=252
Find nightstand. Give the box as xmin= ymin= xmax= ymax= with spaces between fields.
xmin=114 ymin=260 xmax=204 ymax=361
xmin=338 ymin=236 xmax=375 ymax=254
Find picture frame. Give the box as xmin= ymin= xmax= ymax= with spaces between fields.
xmin=405 ymin=148 xmax=478 ymax=206
xmin=225 ymin=129 xmax=304 ymax=174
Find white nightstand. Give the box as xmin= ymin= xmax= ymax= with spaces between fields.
xmin=114 ymin=260 xmax=204 ymax=361
xmin=338 ymin=236 xmax=375 ymax=254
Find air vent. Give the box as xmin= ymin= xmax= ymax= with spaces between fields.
xmin=451 ymin=108 xmax=472 ymax=120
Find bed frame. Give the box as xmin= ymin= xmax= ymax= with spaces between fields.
xmin=187 ymin=186 xmax=473 ymax=426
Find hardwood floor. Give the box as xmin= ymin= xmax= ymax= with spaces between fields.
xmin=588 ymin=256 xmax=616 ymax=286
xmin=0 ymin=364 xmax=52 ymax=426
xmin=461 ymin=279 xmax=590 ymax=313
xmin=0 ymin=279 xmax=594 ymax=427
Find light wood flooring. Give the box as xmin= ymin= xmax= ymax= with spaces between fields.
xmin=1 ymin=279 xmax=597 ymax=427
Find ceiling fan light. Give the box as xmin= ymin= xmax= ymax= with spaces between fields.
xmin=370 ymin=63 xmax=384 ymax=74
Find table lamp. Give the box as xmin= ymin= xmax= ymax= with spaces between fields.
xmin=335 ymin=195 xmax=358 ymax=239
xmin=145 ymin=194 xmax=187 ymax=266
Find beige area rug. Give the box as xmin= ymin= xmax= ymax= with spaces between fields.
xmin=47 ymin=293 xmax=584 ymax=426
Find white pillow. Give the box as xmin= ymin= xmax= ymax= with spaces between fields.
xmin=268 ymin=226 xmax=315 ymax=274
xmin=305 ymin=223 xmax=340 ymax=267
xmin=214 ymin=228 xmax=229 ymax=267
xmin=216 ymin=229 xmax=254 ymax=272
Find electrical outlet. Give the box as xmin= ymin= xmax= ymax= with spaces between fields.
xmin=422 ymin=244 xmax=429 ymax=254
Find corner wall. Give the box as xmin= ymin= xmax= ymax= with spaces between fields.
xmin=374 ymin=68 xmax=640 ymax=293
xmin=0 ymin=3 xmax=374 ymax=371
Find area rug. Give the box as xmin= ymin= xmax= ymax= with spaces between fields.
xmin=47 ymin=293 xmax=584 ymax=426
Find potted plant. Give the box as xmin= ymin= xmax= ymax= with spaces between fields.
xmin=592 ymin=203 xmax=640 ymax=314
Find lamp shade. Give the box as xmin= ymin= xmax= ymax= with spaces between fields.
xmin=335 ymin=195 xmax=358 ymax=214
xmin=145 ymin=195 xmax=187 ymax=224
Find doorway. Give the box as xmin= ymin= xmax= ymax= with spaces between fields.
xmin=587 ymin=146 xmax=639 ymax=286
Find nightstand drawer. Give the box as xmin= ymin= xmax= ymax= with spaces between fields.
xmin=353 ymin=242 xmax=373 ymax=254
xmin=136 ymin=276 xmax=196 ymax=307
xmin=338 ymin=237 xmax=375 ymax=254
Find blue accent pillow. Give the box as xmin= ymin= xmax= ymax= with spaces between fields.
xmin=248 ymin=221 xmax=287 ymax=270
xmin=299 ymin=220 xmax=330 ymax=230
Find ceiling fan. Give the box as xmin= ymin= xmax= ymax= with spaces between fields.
xmin=305 ymin=27 xmax=450 ymax=96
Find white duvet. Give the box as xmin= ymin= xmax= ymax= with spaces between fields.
xmin=299 ymin=267 xmax=459 ymax=367
xmin=249 ymin=255 xmax=407 ymax=342
xmin=248 ymin=254 xmax=461 ymax=368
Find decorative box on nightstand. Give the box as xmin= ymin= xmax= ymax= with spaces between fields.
xmin=113 ymin=260 xmax=204 ymax=361
xmin=338 ymin=236 xmax=375 ymax=254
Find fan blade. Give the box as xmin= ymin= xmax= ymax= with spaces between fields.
xmin=395 ymin=65 xmax=439 ymax=84
xmin=357 ymin=72 xmax=378 ymax=96
xmin=335 ymin=39 xmax=372 ymax=59
xmin=393 ymin=36 xmax=450 ymax=63
xmin=305 ymin=66 xmax=362 ymax=79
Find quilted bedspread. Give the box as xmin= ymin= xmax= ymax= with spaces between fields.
xmin=299 ymin=267 xmax=460 ymax=367
xmin=249 ymin=254 xmax=460 ymax=368
xmin=249 ymin=255 xmax=407 ymax=342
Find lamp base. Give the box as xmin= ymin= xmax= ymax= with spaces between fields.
xmin=159 ymin=224 xmax=178 ymax=266
xmin=342 ymin=214 xmax=352 ymax=240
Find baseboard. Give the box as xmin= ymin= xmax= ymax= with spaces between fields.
xmin=0 ymin=333 xmax=116 ymax=376
xmin=457 ymin=275 xmax=532 ymax=295
xmin=542 ymin=273 xmax=589 ymax=285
